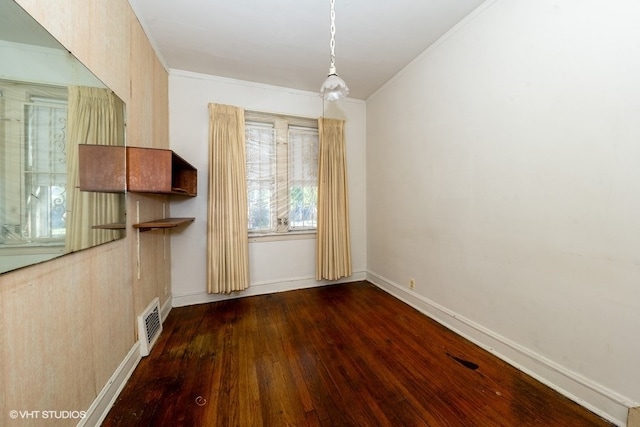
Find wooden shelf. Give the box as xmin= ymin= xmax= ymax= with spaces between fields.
xmin=133 ymin=217 xmax=195 ymax=232
xmin=91 ymin=223 xmax=126 ymax=230
xmin=79 ymin=146 xmax=197 ymax=234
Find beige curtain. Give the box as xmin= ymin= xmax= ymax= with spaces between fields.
xmin=66 ymin=86 xmax=124 ymax=252
xmin=316 ymin=118 xmax=352 ymax=280
xmin=207 ymin=103 xmax=250 ymax=294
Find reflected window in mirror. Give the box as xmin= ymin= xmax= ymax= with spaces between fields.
xmin=1 ymin=80 xmax=68 ymax=249
xmin=26 ymin=95 xmax=68 ymax=242
xmin=0 ymin=79 xmax=127 ymax=274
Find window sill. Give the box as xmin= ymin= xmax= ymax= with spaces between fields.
xmin=249 ymin=231 xmax=316 ymax=243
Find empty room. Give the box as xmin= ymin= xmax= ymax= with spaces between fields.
xmin=1 ymin=0 xmax=639 ymax=426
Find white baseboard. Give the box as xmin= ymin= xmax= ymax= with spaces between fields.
xmin=171 ymin=270 xmax=367 ymax=307
xmin=80 ymin=297 xmax=172 ymax=426
xmin=78 ymin=342 xmax=142 ymax=427
xmin=367 ymin=271 xmax=634 ymax=427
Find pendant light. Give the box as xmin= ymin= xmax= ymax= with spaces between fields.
xmin=320 ymin=0 xmax=349 ymax=101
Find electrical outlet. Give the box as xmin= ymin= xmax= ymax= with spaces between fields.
xmin=409 ymin=278 xmax=416 ymax=290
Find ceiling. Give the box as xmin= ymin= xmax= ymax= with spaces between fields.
xmin=129 ymin=0 xmax=487 ymax=100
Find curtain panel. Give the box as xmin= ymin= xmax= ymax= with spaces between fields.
xmin=316 ymin=117 xmax=352 ymax=281
xmin=66 ymin=86 xmax=124 ymax=252
xmin=207 ymin=103 xmax=250 ymax=294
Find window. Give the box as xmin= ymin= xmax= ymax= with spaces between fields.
xmin=24 ymin=98 xmax=68 ymax=242
xmin=0 ymin=83 xmax=67 ymax=246
xmin=245 ymin=112 xmax=318 ymax=235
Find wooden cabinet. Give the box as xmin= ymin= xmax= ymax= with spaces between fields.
xmin=78 ymin=145 xmax=126 ymax=193
xmin=126 ymin=147 xmax=197 ymax=196
xmin=79 ymin=145 xmax=197 ymax=196
xmin=78 ymin=144 xmax=197 ymax=231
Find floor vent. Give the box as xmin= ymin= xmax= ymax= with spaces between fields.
xmin=138 ymin=298 xmax=162 ymax=357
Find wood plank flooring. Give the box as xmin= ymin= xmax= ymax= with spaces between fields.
xmin=103 ymin=281 xmax=612 ymax=426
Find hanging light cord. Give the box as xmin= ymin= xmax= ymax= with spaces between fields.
xmin=328 ymin=0 xmax=337 ymax=75
xmin=320 ymin=0 xmax=349 ymax=101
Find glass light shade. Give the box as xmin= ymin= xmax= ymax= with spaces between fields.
xmin=320 ymin=73 xmax=349 ymax=101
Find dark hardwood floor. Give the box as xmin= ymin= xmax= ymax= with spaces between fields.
xmin=103 ymin=281 xmax=611 ymax=426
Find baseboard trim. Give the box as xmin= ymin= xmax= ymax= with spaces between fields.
xmin=367 ymin=271 xmax=634 ymax=427
xmin=172 ymin=270 xmax=367 ymax=307
xmin=78 ymin=342 xmax=142 ymax=427
xmin=81 ymin=297 xmax=173 ymax=426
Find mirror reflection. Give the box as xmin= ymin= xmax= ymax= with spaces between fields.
xmin=0 ymin=0 xmax=126 ymax=274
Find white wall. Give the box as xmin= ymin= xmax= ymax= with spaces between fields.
xmin=366 ymin=0 xmax=640 ymax=425
xmin=169 ymin=71 xmax=366 ymax=306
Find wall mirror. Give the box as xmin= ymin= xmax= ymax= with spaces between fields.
xmin=0 ymin=0 xmax=126 ymax=274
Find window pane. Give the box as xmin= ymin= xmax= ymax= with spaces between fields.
xmin=23 ymin=102 xmax=67 ymax=242
xmin=25 ymin=182 xmax=66 ymax=240
xmin=246 ymin=123 xmax=275 ymax=232
xmin=288 ymin=127 xmax=318 ymax=230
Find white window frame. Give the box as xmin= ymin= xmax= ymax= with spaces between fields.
xmin=245 ymin=111 xmax=318 ymax=241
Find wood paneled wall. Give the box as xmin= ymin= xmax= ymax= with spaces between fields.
xmin=0 ymin=0 xmax=170 ymax=424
